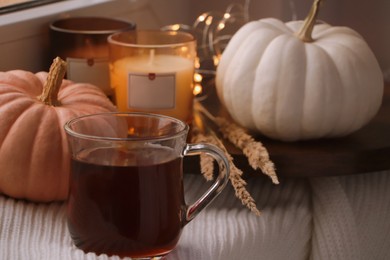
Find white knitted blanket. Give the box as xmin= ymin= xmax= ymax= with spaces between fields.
xmin=1 ymin=172 xmax=390 ymax=260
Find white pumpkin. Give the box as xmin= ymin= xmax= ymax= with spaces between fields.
xmin=216 ymin=0 xmax=384 ymax=141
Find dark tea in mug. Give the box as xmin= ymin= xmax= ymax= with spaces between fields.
xmin=67 ymin=145 xmax=184 ymax=258
xmin=64 ymin=112 xmax=230 ymax=259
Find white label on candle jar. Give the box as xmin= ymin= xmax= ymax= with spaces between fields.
xmin=127 ymin=72 xmax=176 ymax=109
xmin=66 ymin=57 xmax=111 ymax=95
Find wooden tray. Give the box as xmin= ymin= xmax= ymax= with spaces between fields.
xmin=187 ymin=80 xmax=390 ymax=178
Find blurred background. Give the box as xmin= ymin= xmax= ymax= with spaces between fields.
xmin=187 ymin=0 xmax=390 ymax=79
xmin=0 ymin=0 xmax=389 ymax=80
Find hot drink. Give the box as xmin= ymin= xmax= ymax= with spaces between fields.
xmin=64 ymin=112 xmax=230 ymax=259
xmin=67 ymin=145 xmax=184 ymax=258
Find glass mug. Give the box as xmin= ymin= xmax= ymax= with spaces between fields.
xmin=64 ymin=112 xmax=230 ymax=259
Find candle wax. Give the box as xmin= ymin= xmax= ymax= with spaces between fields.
xmin=111 ymin=54 xmax=194 ymax=123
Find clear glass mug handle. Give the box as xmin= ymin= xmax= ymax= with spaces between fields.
xmin=182 ymin=143 xmax=230 ymax=225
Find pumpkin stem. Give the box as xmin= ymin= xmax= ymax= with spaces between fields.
xmin=295 ymin=0 xmax=322 ymax=42
xmin=38 ymin=57 xmax=67 ymax=106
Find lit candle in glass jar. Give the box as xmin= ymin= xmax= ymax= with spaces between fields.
xmin=108 ymin=30 xmax=197 ymax=124
xmin=50 ymin=17 xmax=136 ymax=98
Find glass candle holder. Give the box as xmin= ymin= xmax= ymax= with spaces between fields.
xmin=50 ymin=17 xmax=136 ymax=98
xmin=108 ymin=30 xmax=197 ymax=124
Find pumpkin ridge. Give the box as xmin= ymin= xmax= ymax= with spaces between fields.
xmin=302 ymin=43 xmax=342 ymax=137
xmin=271 ymin=35 xmax=306 ymax=140
xmin=28 ymin=107 xmax=52 ymax=199
xmin=258 ymin=18 xmax=293 ymax=34
xmin=0 ymin=103 xmax=45 ymax=199
xmin=30 ymin=107 xmax=67 ymax=200
xmin=314 ymin=26 xmax=363 ymax=41
xmin=232 ymin=32 xmax=281 ymax=128
xmin=60 ymin=94 xmax=115 ymax=111
xmin=250 ymin=37 xmax=283 ymax=135
xmin=0 ymin=91 xmax=33 ymax=104
xmin=61 ymin=93 xmax=109 ymax=104
xmin=0 ymin=99 xmax=37 ymax=144
xmin=232 ymin=28 xmax=288 ymax=129
xmin=315 ymin=39 xmax=382 ymax=134
xmin=58 ymin=84 xmax=108 ymax=101
xmin=4 ymin=71 xmax=43 ymax=96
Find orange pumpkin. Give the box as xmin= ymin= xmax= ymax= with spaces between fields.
xmin=0 ymin=58 xmax=117 ymax=202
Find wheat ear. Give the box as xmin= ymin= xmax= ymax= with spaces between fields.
xmin=195 ymin=101 xmax=279 ymax=184
xmin=191 ymin=121 xmax=261 ymax=216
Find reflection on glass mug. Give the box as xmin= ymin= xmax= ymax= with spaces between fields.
xmin=64 ymin=112 xmax=230 ymax=259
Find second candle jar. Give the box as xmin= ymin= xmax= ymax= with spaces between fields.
xmin=108 ymin=30 xmax=197 ymax=124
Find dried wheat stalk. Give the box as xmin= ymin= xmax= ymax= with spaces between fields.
xmin=191 ymin=126 xmax=215 ymax=181
xmin=195 ymin=101 xmax=279 ymax=184
xmin=191 ymin=123 xmax=261 ymax=216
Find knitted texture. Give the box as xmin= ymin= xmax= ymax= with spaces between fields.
xmin=310 ymin=171 xmax=390 ymax=260
xmin=1 ymin=172 xmax=389 ymax=260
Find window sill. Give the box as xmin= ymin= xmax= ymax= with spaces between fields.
xmin=0 ymin=0 xmax=148 ymax=71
